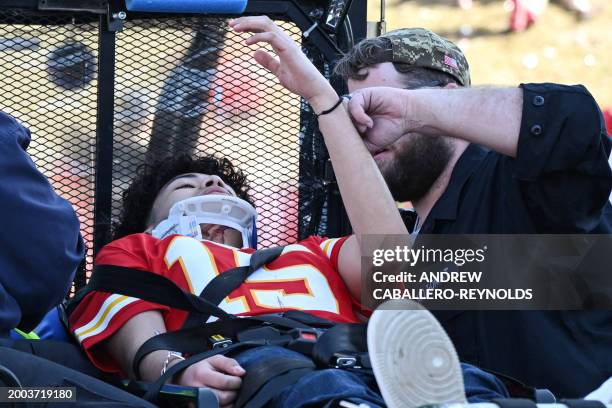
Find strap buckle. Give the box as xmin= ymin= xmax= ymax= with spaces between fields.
xmin=331 ymin=353 xmax=360 ymax=369
xmin=286 ymin=328 xmax=321 ymax=355
xmin=288 ymin=328 xmax=319 ymax=341
xmin=208 ymin=334 xmax=233 ymax=349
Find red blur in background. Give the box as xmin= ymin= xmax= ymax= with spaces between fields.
xmin=604 ymin=107 xmax=612 ymax=137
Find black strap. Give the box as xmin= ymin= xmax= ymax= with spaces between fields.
xmin=243 ymin=368 xmax=313 ymax=408
xmin=560 ymin=400 xmax=607 ymax=408
xmin=249 ymin=314 xmax=311 ymax=330
xmin=132 ymin=318 xmax=265 ymax=379
xmin=137 ymin=321 xmax=373 ymax=406
xmin=312 ymin=323 xmax=368 ymax=368
xmin=481 ymin=367 xmax=536 ymax=400
xmin=142 ymin=341 xmax=265 ymax=402
xmin=243 ymin=368 xmax=314 ymax=408
xmin=69 ymin=264 xmax=233 ymax=320
xmin=132 ymin=312 xmax=323 ymax=378
xmin=134 ymin=246 xmax=284 ymax=377
xmin=236 ymin=322 xmax=371 ymax=408
xmin=282 ymin=309 xmax=336 ymax=328
xmin=183 ymin=246 xmax=285 ymax=328
xmin=235 ymin=357 xmax=316 ymax=408
xmin=492 ymin=398 xmax=538 ymax=408
xmin=68 ymin=246 xmax=284 ymax=323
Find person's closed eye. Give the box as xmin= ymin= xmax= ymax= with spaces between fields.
xmin=175 ymin=184 xmax=195 ymax=190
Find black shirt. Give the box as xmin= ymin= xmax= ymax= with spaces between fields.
xmin=423 ymin=83 xmax=612 ymax=397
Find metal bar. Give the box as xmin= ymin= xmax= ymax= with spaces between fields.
xmin=93 ymin=13 xmax=116 ymax=255
xmin=245 ymin=0 xmax=342 ymax=61
xmin=38 ymin=0 xmax=108 ymax=14
xmin=0 ymin=0 xmax=38 ymax=8
xmin=380 ymin=0 xmax=386 ymax=34
xmin=0 ymin=10 xmax=98 ymax=25
xmin=347 ymin=0 xmax=367 ymax=42
xmin=244 ymin=1 xmax=290 ymax=16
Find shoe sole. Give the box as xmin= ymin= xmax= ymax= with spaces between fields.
xmin=367 ymin=299 xmax=466 ymax=408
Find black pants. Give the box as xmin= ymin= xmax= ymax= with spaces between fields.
xmin=0 ymin=339 xmax=156 ymax=407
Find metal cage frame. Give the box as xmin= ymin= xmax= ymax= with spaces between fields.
xmin=0 ymin=0 xmax=366 ymax=289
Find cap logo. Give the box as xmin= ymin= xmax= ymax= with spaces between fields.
xmin=443 ymin=54 xmax=458 ymax=69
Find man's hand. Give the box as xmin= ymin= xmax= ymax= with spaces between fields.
xmin=175 ymin=354 xmax=245 ymax=408
xmin=348 ymin=86 xmax=522 ymax=157
xmin=229 ymin=16 xmax=336 ymax=110
xmin=347 ymin=87 xmax=427 ymax=153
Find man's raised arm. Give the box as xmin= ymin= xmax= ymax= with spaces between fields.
xmin=349 ymin=83 xmax=612 ymax=232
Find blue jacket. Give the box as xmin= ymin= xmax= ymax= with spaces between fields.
xmin=0 ymin=112 xmax=85 ymax=337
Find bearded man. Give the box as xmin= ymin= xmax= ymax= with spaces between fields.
xmin=334 ymin=27 xmax=612 ymax=397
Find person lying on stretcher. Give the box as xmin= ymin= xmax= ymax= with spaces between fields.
xmin=68 ymin=16 xmax=513 ymax=408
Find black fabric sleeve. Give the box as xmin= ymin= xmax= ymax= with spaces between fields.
xmin=0 ymin=112 xmax=85 ymax=333
xmin=512 ymin=83 xmax=612 ymax=232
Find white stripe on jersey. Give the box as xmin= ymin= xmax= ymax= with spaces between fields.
xmin=74 ymin=294 xmax=139 ymax=344
xmin=280 ymin=244 xmax=314 ymax=257
xmin=320 ymin=238 xmax=341 ymax=259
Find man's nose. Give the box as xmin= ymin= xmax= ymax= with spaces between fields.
xmin=201 ymin=175 xmax=227 ymax=190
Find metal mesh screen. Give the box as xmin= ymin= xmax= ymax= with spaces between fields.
xmin=0 ymin=10 xmax=338 ymax=291
xmin=0 ymin=10 xmax=99 ymax=277
xmin=113 ymin=16 xmax=301 ymax=250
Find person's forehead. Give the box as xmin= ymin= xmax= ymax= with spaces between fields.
xmin=347 ymin=62 xmax=406 ymax=90
xmin=159 ymin=172 xmax=206 ymax=192
xmin=166 ymin=172 xmax=203 ymax=185
xmin=160 ymin=171 xmax=237 ymax=195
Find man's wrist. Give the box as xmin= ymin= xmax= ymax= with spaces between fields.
xmin=307 ymin=86 xmax=339 ymax=114
xmin=139 ymin=349 xmax=172 ymax=381
xmin=405 ymin=89 xmax=444 ymax=137
xmin=161 ymin=351 xmax=185 ymax=376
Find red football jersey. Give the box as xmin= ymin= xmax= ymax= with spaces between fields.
xmin=69 ymin=233 xmax=357 ymax=373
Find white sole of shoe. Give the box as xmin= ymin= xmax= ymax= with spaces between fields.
xmin=367 ymin=299 xmax=467 ymax=408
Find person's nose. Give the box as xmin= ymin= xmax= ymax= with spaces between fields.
xmin=199 ymin=175 xmax=227 ymax=191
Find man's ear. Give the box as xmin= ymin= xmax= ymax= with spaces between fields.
xmin=444 ymin=82 xmax=459 ymax=89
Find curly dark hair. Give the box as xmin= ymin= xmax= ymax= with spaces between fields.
xmin=112 ymin=153 xmax=252 ymax=241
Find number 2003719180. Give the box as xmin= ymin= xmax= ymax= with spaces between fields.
xmin=0 ymin=387 xmax=76 ymax=402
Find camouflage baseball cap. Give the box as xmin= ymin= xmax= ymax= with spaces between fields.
xmin=380 ymin=28 xmax=470 ymax=86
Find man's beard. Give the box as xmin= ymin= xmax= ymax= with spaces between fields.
xmin=376 ymin=133 xmax=453 ymax=202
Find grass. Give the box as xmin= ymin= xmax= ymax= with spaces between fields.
xmin=367 ymin=0 xmax=612 ymax=108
